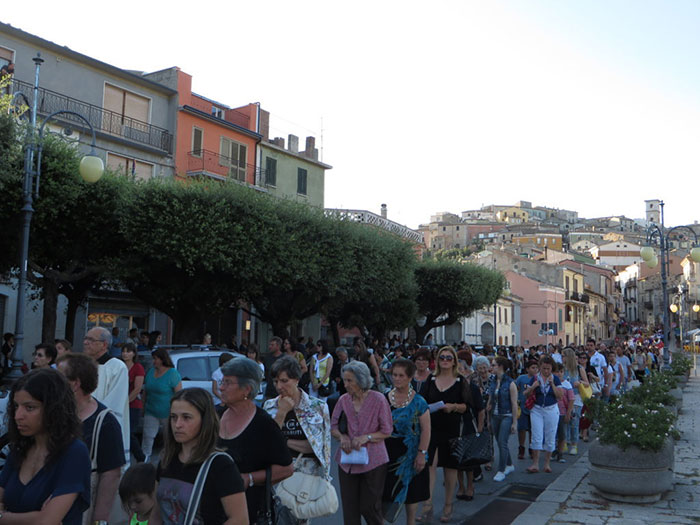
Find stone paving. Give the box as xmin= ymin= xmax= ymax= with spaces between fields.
xmin=512 ymin=373 xmax=700 ymax=525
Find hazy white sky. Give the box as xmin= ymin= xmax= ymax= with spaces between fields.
xmin=6 ymin=1 xmax=700 ymax=229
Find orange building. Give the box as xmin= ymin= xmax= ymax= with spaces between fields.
xmin=171 ymin=69 xmax=263 ymax=183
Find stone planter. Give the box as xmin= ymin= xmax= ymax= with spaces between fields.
xmin=589 ymin=439 xmax=674 ymax=503
xmin=673 ymin=374 xmax=689 ymax=386
xmin=669 ymin=388 xmax=683 ymax=409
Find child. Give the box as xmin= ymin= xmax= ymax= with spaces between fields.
xmin=119 ymin=463 xmax=157 ymax=525
xmin=553 ymin=363 xmax=574 ymax=463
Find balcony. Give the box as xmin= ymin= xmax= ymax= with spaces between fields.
xmin=11 ymin=78 xmax=173 ymax=153
xmin=187 ymin=150 xmax=266 ymax=189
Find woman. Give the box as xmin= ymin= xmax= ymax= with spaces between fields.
xmin=218 ymin=357 xmax=293 ymax=524
xmin=122 ymin=342 xmax=146 ymax=462
xmin=605 ymin=351 xmax=624 ymax=400
xmin=147 ymin=331 xmax=162 ymax=350
xmin=562 ymin=347 xmax=589 ymax=456
xmin=33 ymin=343 xmax=57 ymax=369
xmin=331 ymin=361 xmax=393 ymax=525
xmin=411 ymin=349 xmax=431 ymax=393
xmin=471 ymin=355 xmax=494 ymax=472
xmin=523 ymin=356 xmax=563 ymax=473
xmin=153 ymin=388 xmax=248 ymax=524
xmin=284 ymin=338 xmax=309 ymax=376
xmin=142 ymin=348 xmax=182 ymax=463
xmin=310 ymin=339 xmax=333 ymax=399
xmin=0 ymin=368 xmax=91 ymax=524
xmin=418 ymin=346 xmax=483 ymax=523
xmin=383 ymin=359 xmax=430 ymax=525
xmin=486 ymin=357 xmax=518 ymax=482
xmin=354 ymin=340 xmax=382 ymax=390
xmin=246 ymin=344 xmax=264 ymax=375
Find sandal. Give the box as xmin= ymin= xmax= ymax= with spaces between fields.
xmin=417 ymin=503 xmax=433 ymax=523
xmin=526 ymin=466 xmax=539 ymax=474
xmin=440 ymin=503 xmax=454 ymax=523
xmin=456 ymin=491 xmax=474 ymax=501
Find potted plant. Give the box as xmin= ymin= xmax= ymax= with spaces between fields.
xmin=586 ymin=394 xmax=679 ymax=503
xmin=669 ymin=354 xmax=692 ymax=384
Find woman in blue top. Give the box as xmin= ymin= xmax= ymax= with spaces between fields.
xmin=0 ymin=368 xmax=91 ymax=525
xmin=142 ymin=348 xmax=182 ymax=462
xmin=523 ymin=356 xmax=562 ymax=473
xmin=486 ymin=357 xmax=518 ymax=482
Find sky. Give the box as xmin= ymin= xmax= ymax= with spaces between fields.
xmin=5 ymin=1 xmax=700 ymax=229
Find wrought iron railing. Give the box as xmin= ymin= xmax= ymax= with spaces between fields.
xmin=10 ymin=78 xmax=173 ymax=153
xmin=187 ymin=150 xmax=260 ymax=184
xmin=324 ymin=209 xmax=424 ymax=244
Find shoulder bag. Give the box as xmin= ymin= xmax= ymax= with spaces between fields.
xmin=577 ymin=366 xmax=593 ymax=400
xmin=183 ymin=452 xmax=231 ymax=525
xmin=275 ymin=454 xmax=339 ymax=519
xmin=257 ymin=466 xmax=299 ymax=525
xmin=449 ymin=381 xmax=493 ymax=467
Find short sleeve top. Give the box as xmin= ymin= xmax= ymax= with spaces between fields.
xmin=128 ymin=363 xmax=145 ymax=409
xmin=144 ymin=367 xmax=182 ymax=418
xmin=0 ymin=439 xmax=91 ymax=525
xmin=157 ymin=453 xmax=244 ymax=525
xmin=82 ymin=400 xmax=126 ymax=473
xmin=330 ymin=390 xmax=393 ymax=474
xmin=217 ymin=406 xmax=292 ymax=524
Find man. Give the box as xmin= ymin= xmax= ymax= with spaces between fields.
xmin=126 ymin=327 xmax=139 ymax=346
xmin=615 ymin=345 xmax=633 ymax=390
xmin=57 ymin=353 xmax=125 ymax=525
xmin=263 ymin=336 xmax=284 ymax=400
xmin=587 ymin=338 xmax=606 ymax=381
xmin=83 ymin=326 xmax=130 ymax=462
xmin=137 ymin=330 xmax=150 ymax=352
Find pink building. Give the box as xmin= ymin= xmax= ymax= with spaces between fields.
xmin=506 ymin=271 xmax=566 ymax=347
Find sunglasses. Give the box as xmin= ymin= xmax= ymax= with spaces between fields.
xmin=439 ymin=355 xmax=454 ymax=361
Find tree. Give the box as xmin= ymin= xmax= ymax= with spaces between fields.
xmin=413 ymin=259 xmax=505 ymax=344
xmin=0 ymin=127 xmax=128 ymax=342
xmin=119 ymin=178 xmax=280 ymax=343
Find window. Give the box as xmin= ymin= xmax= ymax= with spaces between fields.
xmin=265 ymin=157 xmax=277 ymax=186
xmin=103 ymin=84 xmax=150 ymax=135
xmin=297 ymin=167 xmax=307 ymax=195
xmin=504 ymin=308 xmax=508 ymax=324
xmin=565 ymin=306 xmax=572 ymax=322
xmin=574 ymin=279 xmax=579 ymax=293
xmin=0 ymin=294 xmax=6 ymax=335
xmin=192 ymin=127 xmax=203 ymax=157
xmin=107 ymin=152 xmax=154 ymax=180
xmin=177 ymin=357 xmax=209 ymax=381
xmin=219 ymin=137 xmax=247 ymax=181
xmin=0 ymin=46 xmax=13 ymax=69
xmin=211 ymin=106 xmax=224 ymax=119
xmin=565 ymin=276 xmax=570 ymax=291
xmin=498 ymin=307 xmax=502 ymax=323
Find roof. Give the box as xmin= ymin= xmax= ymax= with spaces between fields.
xmin=0 ymin=21 xmax=177 ymax=95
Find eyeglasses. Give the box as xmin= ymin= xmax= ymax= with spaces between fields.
xmin=439 ymin=355 xmax=454 ymax=361
xmin=220 ymin=379 xmax=239 ymax=388
xmin=83 ymin=336 xmax=103 ymax=343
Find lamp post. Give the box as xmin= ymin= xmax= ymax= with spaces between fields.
xmin=640 ymin=200 xmax=700 ymax=368
xmin=6 ymin=54 xmax=104 ymax=382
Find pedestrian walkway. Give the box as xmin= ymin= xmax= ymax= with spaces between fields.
xmin=513 ymin=374 xmax=700 ymax=524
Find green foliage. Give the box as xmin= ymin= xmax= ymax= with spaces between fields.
xmin=428 ymin=243 xmax=484 ymax=261
xmin=669 ymin=353 xmax=692 ymax=376
xmin=414 ymin=259 xmax=505 ymax=342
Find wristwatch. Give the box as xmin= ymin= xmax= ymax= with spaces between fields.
xmin=248 ymin=472 xmax=254 ymax=488
xmin=419 ymin=449 xmax=428 ymax=458
xmin=366 ymin=434 xmax=372 ymax=442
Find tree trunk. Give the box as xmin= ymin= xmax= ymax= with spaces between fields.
xmin=414 ymin=324 xmax=430 ymax=346
xmin=172 ymin=312 xmax=207 ymax=344
xmin=328 ymin=316 xmax=341 ymax=348
xmin=41 ymin=279 xmax=58 ymax=343
xmin=64 ymin=294 xmax=81 ymax=344
xmin=270 ymin=320 xmax=290 ymax=339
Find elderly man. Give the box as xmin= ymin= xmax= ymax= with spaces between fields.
xmin=83 ymin=326 xmax=130 ymax=462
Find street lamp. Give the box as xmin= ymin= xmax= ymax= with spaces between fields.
xmin=6 ymin=54 xmax=104 ymax=382
xmin=640 ymin=200 xmax=700 ymax=368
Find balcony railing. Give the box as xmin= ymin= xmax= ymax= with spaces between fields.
xmin=10 ymin=78 xmax=173 ymax=153
xmin=187 ymin=150 xmax=262 ymax=186
xmin=324 ymin=209 xmax=424 ymax=244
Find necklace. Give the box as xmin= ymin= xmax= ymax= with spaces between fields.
xmin=389 ymin=385 xmax=414 ymax=408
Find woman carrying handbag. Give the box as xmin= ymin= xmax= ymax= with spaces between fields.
xmin=153 ymin=388 xmax=249 ymax=525
xmin=264 ymin=356 xmax=337 ymax=522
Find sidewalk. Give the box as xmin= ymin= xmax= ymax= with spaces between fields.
xmin=513 ymin=374 xmax=700 ymax=524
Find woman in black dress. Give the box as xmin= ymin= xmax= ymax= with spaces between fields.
xmin=418 ymin=346 xmax=483 ymax=523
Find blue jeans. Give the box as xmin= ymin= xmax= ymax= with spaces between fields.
xmin=566 ymin=405 xmax=581 ymax=445
xmin=492 ymin=413 xmax=514 ymax=473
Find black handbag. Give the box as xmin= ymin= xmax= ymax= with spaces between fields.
xmin=317 ymin=383 xmax=332 ymax=397
xmin=449 ymin=424 xmax=493 ymax=467
xmin=256 ymin=466 xmax=299 ymax=525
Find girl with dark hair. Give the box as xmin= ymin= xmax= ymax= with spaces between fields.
xmin=147 ymin=331 xmax=162 ymax=350
xmin=310 ymin=339 xmax=333 ymax=399
xmin=142 ymin=348 xmax=182 ymax=463
xmin=153 ymin=388 xmax=248 ymax=524
xmin=0 ymin=368 xmax=90 ymax=524
xmin=486 ymin=357 xmax=518 ymax=482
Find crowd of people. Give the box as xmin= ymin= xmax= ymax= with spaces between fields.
xmin=0 ymin=327 xmax=670 ymax=524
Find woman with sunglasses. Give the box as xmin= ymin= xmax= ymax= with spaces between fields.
xmin=562 ymin=348 xmax=589 ymax=456
xmin=418 ymin=346 xmax=483 ymax=523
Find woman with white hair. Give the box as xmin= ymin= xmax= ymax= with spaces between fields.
xmin=331 ymin=361 xmax=393 ymax=525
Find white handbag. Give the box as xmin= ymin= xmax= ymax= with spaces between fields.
xmin=275 ymin=455 xmax=338 ymax=519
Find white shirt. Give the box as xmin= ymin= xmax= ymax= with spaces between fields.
xmin=589 ymin=351 xmax=607 ymax=380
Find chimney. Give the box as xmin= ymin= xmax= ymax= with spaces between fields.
xmin=272 ymin=137 xmax=285 ymax=148
xmin=381 ymin=204 xmax=387 ymax=219
xmin=258 ymin=108 xmax=270 ymax=140
xmin=288 ymin=134 xmax=299 ymax=153
xmin=304 ymin=136 xmax=318 ymax=159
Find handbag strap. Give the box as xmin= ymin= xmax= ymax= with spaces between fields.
xmin=264 ymin=465 xmax=273 ymax=521
xmin=89 ymin=408 xmax=111 ymax=471
xmin=184 ymin=452 xmax=230 ymax=525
